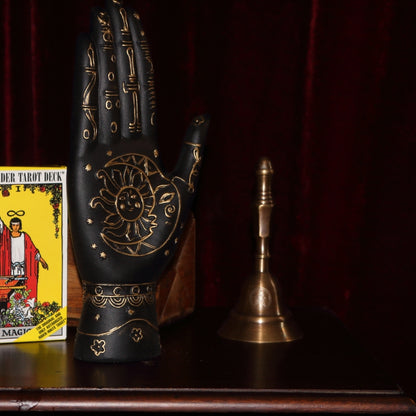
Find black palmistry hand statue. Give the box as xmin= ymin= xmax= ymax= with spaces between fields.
xmin=68 ymin=0 xmax=209 ymax=362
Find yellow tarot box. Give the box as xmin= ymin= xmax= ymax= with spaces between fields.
xmin=0 ymin=167 xmax=67 ymax=343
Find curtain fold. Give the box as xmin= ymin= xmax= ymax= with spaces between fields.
xmin=1 ymin=0 xmax=415 ymax=397
xmin=296 ymin=0 xmax=396 ymax=318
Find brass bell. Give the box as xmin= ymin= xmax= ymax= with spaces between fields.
xmin=218 ymin=157 xmax=302 ymax=343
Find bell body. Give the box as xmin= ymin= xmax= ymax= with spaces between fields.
xmin=218 ymin=157 xmax=302 ymax=343
xmin=218 ymin=270 xmax=302 ymax=343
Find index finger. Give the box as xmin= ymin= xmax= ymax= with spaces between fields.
xmin=70 ymin=33 xmax=99 ymax=160
xmin=128 ymin=10 xmax=157 ymax=138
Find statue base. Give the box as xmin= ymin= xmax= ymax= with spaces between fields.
xmin=67 ymin=215 xmax=196 ymax=327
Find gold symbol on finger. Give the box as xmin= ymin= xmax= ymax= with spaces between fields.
xmin=192 ymin=115 xmax=206 ymax=126
xmin=104 ymin=88 xmax=119 ymax=115
xmin=122 ymin=47 xmax=141 ymax=133
xmin=82 ymin=43 xmax=98 ymax=141
xmin=126 ymin=47 xmax=136 ymax=81
xmin=119 ymin=7 xmax=133 ymax=48
xmin=140 ymin=39 xmax=156 ymax=111
xmin=172 ymin=143 xmax=202 ymax=193
xmin=119 ymin=8 xmax=129 ymax=34
xmin=97 ymin=12 xmax=113 ymax=50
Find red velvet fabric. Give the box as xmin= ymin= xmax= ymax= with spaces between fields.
xmin=1 ymin=0 xmax=416 ymax=397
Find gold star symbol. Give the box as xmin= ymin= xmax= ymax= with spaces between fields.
xmin=100 ymin=252 xmax=107 ymax=259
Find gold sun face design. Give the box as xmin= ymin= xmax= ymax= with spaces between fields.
xmin=115 ymin=186 xmax=144 ymax=222
xmin=90 ymin=153 xmax=180 ymax=256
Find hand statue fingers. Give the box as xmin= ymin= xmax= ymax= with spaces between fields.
xmin=106 ymin=0 xmax=143 ymax=140
xmin=70 ymin=33 xmax=99 ymax=159
xmin=171 ymin=115 xmax=210 ymax=194
xmin=89 ymin=7 xmax=121 ymax=146
xmin=69 ymin=0 xmax=209 ymax=363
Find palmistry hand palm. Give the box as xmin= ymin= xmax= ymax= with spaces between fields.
xmin=68 ymin=0 xmax=208 ymax=362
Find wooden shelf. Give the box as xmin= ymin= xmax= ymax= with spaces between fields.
xmin=0 ymin=307 xmax=414 ymax=413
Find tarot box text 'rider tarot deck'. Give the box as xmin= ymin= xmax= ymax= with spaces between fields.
xmin=0 ymin=167 xmax=67 ymax=343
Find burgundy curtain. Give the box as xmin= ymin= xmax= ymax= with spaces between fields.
xmin=1 ymin=0 xmax=416 ymax=397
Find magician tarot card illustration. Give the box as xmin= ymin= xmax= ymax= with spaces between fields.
xmin=0 ymin=167 xmax=67 ymax=343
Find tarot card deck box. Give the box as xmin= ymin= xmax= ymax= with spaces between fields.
xmin=0 ymin=167 xmax=67 ymax=343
